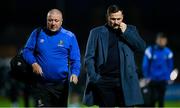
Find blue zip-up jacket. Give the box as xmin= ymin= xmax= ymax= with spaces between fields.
xmin=23 ymin=27 xmax=81 ymax=81
xmin=142 ymin=45 xmax=173 ymax=81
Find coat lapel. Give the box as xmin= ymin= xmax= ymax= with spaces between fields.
xmin=100 ymin=26 xmax=109 ymax=63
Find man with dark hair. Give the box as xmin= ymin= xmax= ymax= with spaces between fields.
xmin=142 ymin=32 xmax=174 ymax=107
xmin=22 ymin=9 xmax=81 ymax=107
xmin=83 ymin=5 xmax=145 ymax=107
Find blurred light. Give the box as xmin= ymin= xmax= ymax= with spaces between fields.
xmin=170 ymin=68 xmax=179 ymax=81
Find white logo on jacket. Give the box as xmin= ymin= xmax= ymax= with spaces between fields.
xmin=58 ymin=40 xmax=64 ymax=47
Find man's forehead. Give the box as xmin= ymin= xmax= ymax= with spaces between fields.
xmin=47 ymin=13 xmax=62 ymax=20
xmin=48 ymin=13 xmax=61 ymax=17
xmin=47 ymin=12 xmax=61 ymax=17
xmin=47 ymin=9 xmax=62 ymax=18
xmin=109 ymin=11 xmax=123 ymax=17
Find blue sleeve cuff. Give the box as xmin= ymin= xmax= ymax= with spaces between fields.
xmin=72 ymin=71 xmax=80 ymax=77
xmin=29 ymin=60 xmax=37 ymax=65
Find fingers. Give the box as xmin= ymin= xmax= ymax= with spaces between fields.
xmin=32 ymin=63 xmax=43 ymax=75
xmin=70 ymin=75 xmax=73 ymax=82
xmin=120 ymin=22 xmax=127 ymax=33
xmin=38 ymin=67 xmax=43 ymax=76
xmin=73 ymin=76 xmax=78 ymax=84
xmin=70 ymin=74 xmax=78 ymax=85
xmin=119 ymin=22 xmax=126 ymax=32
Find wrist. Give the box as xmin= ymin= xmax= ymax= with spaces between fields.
xmin=32 ymin=62 xmax=38 ymax=66
xmin=71 ymin=74 xmax=78 ymax=77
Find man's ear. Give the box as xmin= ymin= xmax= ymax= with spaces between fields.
xmin=61 ymin=19 xmax=63 ymax=24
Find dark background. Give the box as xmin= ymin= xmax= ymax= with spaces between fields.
xmin=0 ymin=0 xmax=179 ymax=82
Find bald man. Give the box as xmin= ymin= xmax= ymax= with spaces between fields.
xmin=23 ymin=9 xmax=81 ymax=107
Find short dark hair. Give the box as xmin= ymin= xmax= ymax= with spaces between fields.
xmin=156 ymin=32 xmax=167 ymax=39
xmin=106 ymin=5 xmax=123 ymax=16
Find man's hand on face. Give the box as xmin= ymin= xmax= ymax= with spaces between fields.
xmin=70 ymin=74 xmax=78 ymax=85
xmin=32 ymin=63 xmax=43 ymax=76
xmin=119 ymin=22 xmax=127 ymax=33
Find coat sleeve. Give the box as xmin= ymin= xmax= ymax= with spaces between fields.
xmin=84 ymin=29 xmax=101 ymax=82
xmin=123 ymin=25 xmax=146 ymax=53
xmin=142 ymin=47 xmax=151 ymax=78
xmin=69 ymin=34 xmax=81 ymax=77
xmin=166 ymin=49 xmax=174 ymax=80
xmin=22 ymin=29 xmax=39 ymax=65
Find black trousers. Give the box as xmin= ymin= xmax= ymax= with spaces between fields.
xmin=95 ymin=77 xmax=125 ymax=107
xmin=148 ymin=80 xmax=167 ymax=107
xmin=32 ymin=79 xmax=69 ymax=107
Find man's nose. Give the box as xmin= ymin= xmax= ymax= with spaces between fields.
xmin=114 ymin=20 xmax=119 ymax=24
xmin=52 ymin=21 xmax=56 ymax=25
